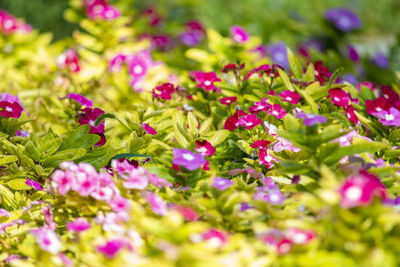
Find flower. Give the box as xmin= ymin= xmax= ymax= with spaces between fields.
xmin=365 ymin=97 xmax=392 ymax=115
xmin=221 ymin=63 xmax=244 ymax=73
xmin=26 ymin=179 xmax=42 ymax=191
xmin=127 ymin=56 xmax=148 ymax=78
xmin=254 ymin=187 xmax=285 ymax=205
xmin=31 ymin=227 xmax=61 ymax=254
xmin=328 ymin=88 xmax=350 ymax=107
xmin=67 ymin=218 xmax=91 ymax=232
xmin=64 ymin=93 xmax=93 ymax=108
xmin=296 ymin=112 xmax=327 ymax=126
xmin=230 ymin=25 xmax=249 ymax=44
xmin=194 ymin=140 xmax=215 ymax=156
xmin=314 ymin=61 xmax=331 ymax=83
xmin=190 ymin=71 xmax=221 ymax=91
xmin=224 ymin=110 xmax=247 ymax=131
xmin=0 ymin=101 xmax=23 ymax=118
xmin=236 ymin=114 xmax=263 ymax=129
xmin=371 ymin=52 xmax=389 ymax=69
xmin=212 ymin=177 xmax=234 ymax=191
xmin=250 ymin=140 xmax=271 ymax=149
xmin=338 ymin=170 xmax=386 ymax=208
xmin=344 ymin=105 xmax=359 ymax=123
xmin=272 ymin=136 xmax=300 ymax=153
xmin=285 ymin=228 xmax=315 ymax=245
xmin=57 ymin=49 xmax=80 ymax=73
xmin=179 ymin=21 xmax=205 ymax=46
xmin=145 ymin=191 xmax=168 ymax=216
xmin=267 ymin=104 xmax=286 ymax=119
xmin=109 ymin=54 xmax=126 ymax=72
xmin=77 ymin=107 xmax=106 ymax=146
xmin=347 ymin=45 xmax=359 ymax=62
xmin=258 ymin=148 xmax=278 ymax=168
xmin=199 ymin=229 xmax=228 ymax=247
xmin=267 ymin=43 xmax=289 ymax=69
xmin=109 ymin=195 xmax=131 ymax=212
xmin=172 ymin=148 xmax=206 ymax=171
xmin=219 ymin=96 xmax=237 ymax=105
xmin=142 ymin=123 xmax=157 ymax=135
xmin=325 ymin=8 xmax=361 ymax=32
xmin=375 ymin=107 xmax=400 ymax=127
xmin=248 ymin=98 xmax=271 ymax=113
xmin=152 ymin=83 xmax=175 ymax=100
xmin=83 ymin=0 xmax=121 ymax=20
xmin=279 ymin=90 xmax=301 ymax=105
xmin=0 ymin=209 xmax=10 ymax=217
xmin=97 ymin=239 xmax=132 ymax=258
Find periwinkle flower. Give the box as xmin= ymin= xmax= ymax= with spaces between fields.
xmin=172 ymin=148 xmax=206 ymax=171
xmin=325 ymin=8 xmax=361 ymax=32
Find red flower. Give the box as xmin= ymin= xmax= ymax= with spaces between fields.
xmin=152 ymin=83 xmax=175 ymax=100
xmin=344 ymin=105 xmax=359 ymax=123
xmin=382 ymin=86 xmax=400 ymax=105
xmin=190 ymin=71 xmax=221 ymax=91
xmin=224 ymin=110 xmax=247 ymax=131
xmin=219 ymin=96 xmax=237 ymax=105
xmin=250 ymin=140 xmax=271 ymax=149
xmin=195 ymin=140 xmax=215 ymax=156
xmin=314 ymin=61 xmax=331 ymax=83
xmin=77 ymin=108 xmax=106 ymax=146
xmin=365 ymin=97 xmax=392 ymax=115
xmin=0 ymin=101 xmax=23 ymax=118
xmin=221 ymin=63 xmax=245 ymax=73
xmin=328 ymin=88 xmax=350 ymax=107
xmin=142 ymin=123 xmax=157 ymax=135
xmin=278 ymin=90 xmax=301 ymax=105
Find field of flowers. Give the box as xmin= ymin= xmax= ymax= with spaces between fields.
xmin=0 ymin=0 xmax=400 ymax=266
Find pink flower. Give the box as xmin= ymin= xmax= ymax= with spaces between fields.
xmin=224 ymin=110 xmax=247 ymax=131
xmin=250 ymin=140 xmax=271 ymax=149
xmin=0 ymin=209 xmax=10 ymax=217
xmin=117 ymin=166 xmax=149 ymax=190
xmin=0 ymin=101 xmax=23 ymax=118
xmin=145 ymin=192 xmax=168 ymax=216
xmin=212 ymin=177 xmax=234 ymax=191
xmin=268 ymin=104 xmax=286 ymax=119
xmin=108 ymin=54 xmax=126 ymax=72
xmin=219 ymin=96 xmax=237 ymax=105
xmin=84 ymin=0 xmax=121 ymax=20
xmin=314 ymin=61 xmax=331 ymax=83
xmin=173 ymin=206 xmax=199 ymax=221
xmin=26 ymin=179 xmax=42 ymax=191
xmin=285 ymin=228 xmax=315 ymax=245
xmin=31 ymin=227 xmax=61 ymax=254
xmin=190 ymin=71 xmax=221 ymax=91
xmin=230 ymin=25 xmax=249 ymax=44
xmin=194 ymin=140 xmax=215 ymax=156
xmin=357 ymin=81 xmax=374 ymax=91
xmin=142 ymin=123 xmax=157 ymax=135
xmin=199 ymin=229 xmax=228 ymax=247
xmin=258 ymin=148 xmax=278 ymax=168
xmin=64 ymin=93 xmax=93 ymax=108
xmin=52 ymin=169 xmax=73 ymax=195
xmin=279 ymin=90 xmax=301 ymax=105
xmin=172 ymin=148 xmax=206 ymax=171
xmin=375 ymin=107 xmax=400 ymax=126
xmin=328 ymin=88 xmax=350 ymax=107
xmin=67 ymin=218 xmax=91 ymax=232
xmin=221 ymin=63 xmax=244 ymax=73
xmin=365 ymin=97 xmax=392 ymax=115
xmin=338 ymin=170 xmax=386 ymax=208
xmin=57 ymin=49 xmax=80 ymax=73
xmin=248 ymin=98 xmax=271 ymax=113
xmin=127 ymin=56 xmax=148 ymax=78
xmin=152 ymin=83 xmax=175 ymax=100
xmin=97 ymin=239 xmax=132 ymax=258
xmin=109 ymin=195 xmax=131 ymax=212
xmin=236 ymin=114 xmax=263 ymax=129
xmin=273 ymin=136 xmax=300 ymax=153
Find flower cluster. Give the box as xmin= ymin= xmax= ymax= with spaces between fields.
xmin=82 ymin=0 xmax=121 ymax=20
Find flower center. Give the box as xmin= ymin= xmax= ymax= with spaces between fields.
xmin=293 ymin=233 xmax=307 ymax=244
xmin=5 ymin=107 xmax=12 ymax=112
xmin=183 ymin=153 xmax=194 ymax=161
xmin=204 ymin=80 xmax=212 ymax=86
xmin=385 ymin=114 xmax=394 ymax=121
xmin=133 ymin=65 xmax=143 ymax=74
xmin=334 ymin=96 xmax=340 ymax=102
xmin=345 ymin=186 xmax=362 ymax=201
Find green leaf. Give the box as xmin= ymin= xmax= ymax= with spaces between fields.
xmin=187 ymin=112 xmax=199 ymax=138
xmin=237 ymin=140 xmax=253 ymax=155
xmin=388 ymin=129 xmax=400 ymax=143
xmin=7 ymin=179 xmax=32 ymax=191
xmin=199 ymin=118 xmax=213 ymax=135
xmin=287 ymin=48 xmax=302 ymax=79
xmin=95 ymin=113 xmax=115 ymax=126
xmin=77 ymin=147 xmax=118 ymax=169
xmin=277 ymin=68 xmax=294 ymax=92
xmin=303 ymin=63 xmax=315 ymax=82
xmin=208 ymin=130 xmax=230 ymax=146
xmin=0 ymin=155 xmax=18 ymax=166
xmin=43 ymin=148 xmax=87 ymax=168
xmin=327 ymin=67 xmax=343 ymax=89
xmin=0 ymin=185 xmax=17 ymax=209
xmin=146 ymin=165 xmax=175 ymax=183
xmin=301 ymin=90 xmax=319 ymax=114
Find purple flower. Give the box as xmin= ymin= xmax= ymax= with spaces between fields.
xmin=325 ymin=8 xmax=361 ymax=32
xmin=230 ymin=25 xmax=249 ymax=44
xmin=97 ymin=239 xmax=132 ymax=258
xmin=240 ymin=202 xmax=253 ymax=211
xmin=267 ymin=43 xmax=289 ymax=69
xmin=172 ymin=148 xmax=206 ymax=171
xmin=64 ymin=93 xmax=93 ymax=108
xmin=0 ymin=208 xmax=10 ymax=217
xmin=375 ymin=107 xmax=400 ymax=126
xmin=26 ymin=178 xmax=42 ymax=191
xmin=15 ymin=129 xmax=30 ymax=137
xmin=296 ymin=112 xmax=327 ymax=126
xmin=371 ymin=52 xmax=389 ymax=69
xmin=254 ymin=188 xmax=285 ymax=205
xmin=347 ymin=45 xmax=359 ymax=62
xmin=212 ymin=177 xmax=234 ymax=191
xmin=179 ymin=31 xmax=202 ymax=46
xmin=341 ymin=74 xmax=358 ymax=85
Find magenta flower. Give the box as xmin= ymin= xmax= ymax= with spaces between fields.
xmin=325 ymin=8 xmax=361 ymax=32
xmin=109 ymin=195 xmax=131 ymax=212
xmin=248 ymin=98 xmax=271 ymax=113
xmin=250 ymin=140 xmax=271 ymax=149
xmin=230 ymin=25 xmax=249 ymax=44
xmin=57 ymin=49 xmax=80 ymax=73
xmin=382 ymin=86 xmax=399 ymax=105
xmin=338 ymin=170 xmax=386 ymax=209
xmin=97 ymin=239 xmax=132 ymax=258
xmin=31 ymin=227 xmax=61 ymax=254
xmin=26 ymin=179 xmax=42 ymax=191
xmin=212 ymin=177 xmax=234 ymax=191
xmin=219 ymin=96 xmax=237 ymax=105
xmin=64 ymin=93 xmax=93 ymax=108
xmin=258 ymin=148 xmax=278 ymax=168
xmin=172 ymin=148 xmax=206 ymax=171
xmin=78 ymin=107 xmax=105 ymax=133
xmin=279 ymin=90 xmax=301 ymax=105
xmin=375 ymin=107 xmax=400 ymax=127
xmin=296 ymin=112 xmax=327 ymax=126
xmin=0 ymin=209 xmax=10 ymax=217
xmin=179 ymin=22 xmax=205 ymax=47
xmin=314 ymin=61 xmax=332 ymax=84
xmin=221 ymin=63 xmax=245 ymax=73
xmin=365 ymin=97 xmax=392 ymax=115
xmin=127 ymin=56 xmax=148 ymax=78
xmin=268 ymin=104 xmax=286 ymax=119
xmin=254 ymin=187 xmax=285 ymax=205
xmin=83 ymin=0 xmax=121 ymax=20
xmin=52 ymin=169 xmax=73 ymax=195
xmin=272 ymin=136 xmax=300 ymax=153
xmin=236 ymin=114 xmax=263 ymax=129
xmin=190 ymin=71 xmax=221 ymax=91
xmin=108 ymin=54 xmax=126 ymax=72
xmin=194 ymin=140 xmax=215 ymax=156
xmin=200 ymin=229 xmax=228 ymax=247
xmin=67 ymin=218 xmax=91 ymax=232
xmin=152 ymin=83 xmax=175 ymax=100
xmin=285 ymin=228 xmax=315 ymax=245
xmin=142 ymin=123 xmax=157 ymax=135
xmin=224 ymin=110 xmax=247 ymax=131
xmin=0 ymin=101 xmax=23 ymax=118
xmin=0 ymin=10 xmax=31 ymax=35
xmin=344 ymin=105 xmax=359 ymax=124
xmin=347 ymin=45 xmax=359 ymax=62
xmin=145 ymin=191 xmax=168 ymax=216
xmin=328 ymin=88 xmax=350 ymax=107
